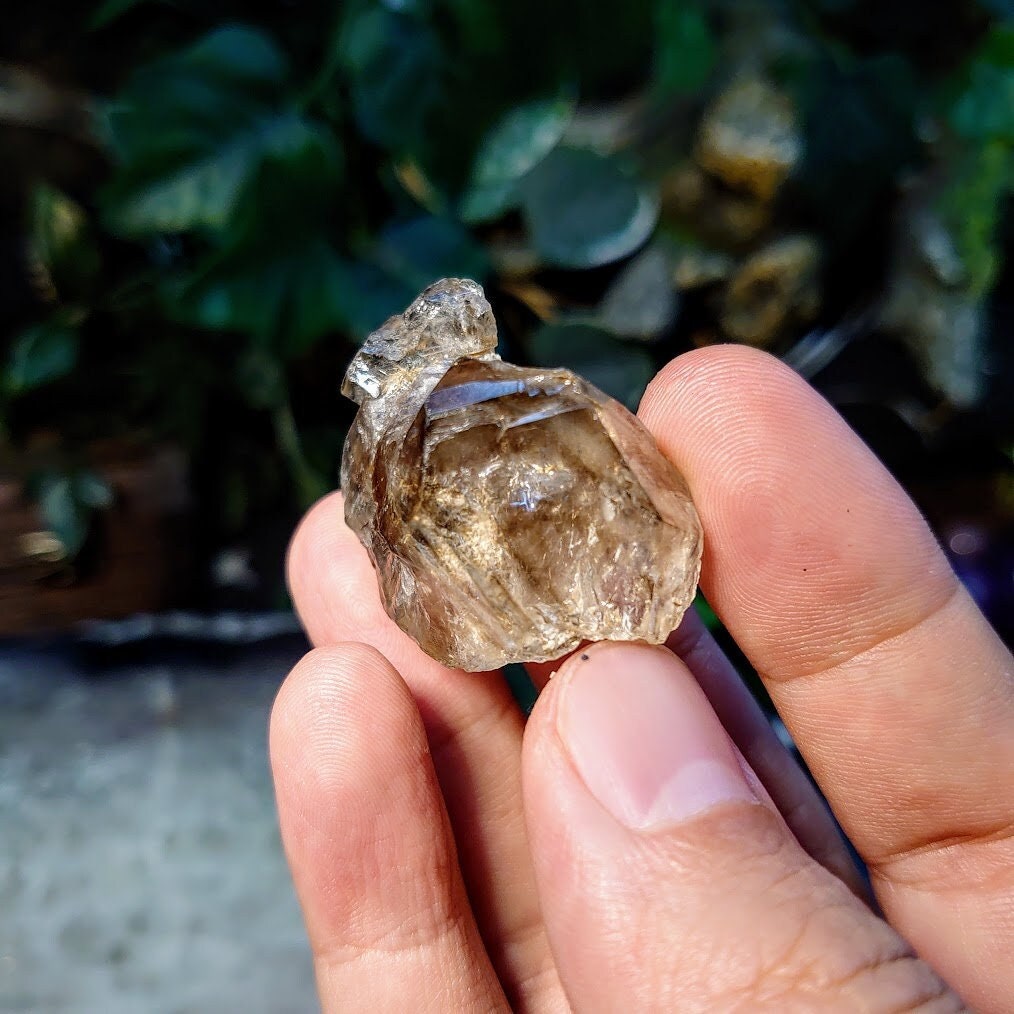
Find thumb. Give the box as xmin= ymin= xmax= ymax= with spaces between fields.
xmin=522 ymin=643 xmax=959 ymax=1011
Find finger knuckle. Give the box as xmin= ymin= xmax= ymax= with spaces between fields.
xmin=733 ymin=886 xmax=959 ymax=1012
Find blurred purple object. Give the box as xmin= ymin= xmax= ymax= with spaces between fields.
xmin=944 ymin=522 xmax=1014 ymax=644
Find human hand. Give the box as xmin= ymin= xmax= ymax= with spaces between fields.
xmin=271 ymin=346 xmax=1013 ymax=1012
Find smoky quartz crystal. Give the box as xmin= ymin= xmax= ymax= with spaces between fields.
xmin=340 ymin=279 xmax=703 ymax=671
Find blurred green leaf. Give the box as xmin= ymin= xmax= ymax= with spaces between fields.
xmin=950 ymin=27 xmax=1014 ymax=143
xmin=74 ymin=471 xmax=114 ymax=510
xmin=318 ymin=217 xmax=489 ymax=341
xmin=503 ymin=662 xmax=538 ymax=715
xmin=6 ymin=320 xmax=80 ymax=395
xmin=527 ymin=321 xmax=655 ymax=410
xmin=459 ymin=95 xmax=574 ymax=223
xmin=529 ymin=1 xmax=654 ymax=98
xmin=653 ymin=2 xmax=716 ymax=96
xmin=334 ymin=260 xmax=417 ymax=338
xmin=798 ymin=54 xmax=919 ymax=242
xmin=90 ymin=0 xmax=153 ymax=29
xmin=30 ymin=184 xmax=102 ymax=301
xmin=459 ymin=180 xmax=518 ymax=226
xmin=337 ymin=6 xmax=443 ymax=151
xmin=979 ymin=0 xmax=1014 ymax=19
xmin=237 ymin=348 xmax=287 ymax=408
xmin=439 ymin=0 xmax=504 ymax=55
xmin=374 ymin=216 xmax=489 ymax=291
xmin=937 ymin=141 xmax=1013 ymax=298
xmin=300 ymin=423 xmax=347 ymax=483
xmin=937 ymin=26 xmax=1014 ymax=303
xmin=170 ymin=234 xmax=355 ymax=355
xmin=520 ymin=147 xmax=659 ymax=268
xmin=693 ymin=593 xmax=721 ymax=631
xmin=160 ymin=120 xmax=351 ymax=355
xmin=980 ymin=23 xmax=1014 ymax=62
xmin=38 ymin=474 xmax=89 ymax=558
xmin=34 ymin=470 xmax=113 ymax=559
xmin=101 ymin=26 xmax=340 ymax=235
xmin=597 ymin=245 xmax=679 ymax=340
xmin=273 ymin=401 xmax=329 ymax=507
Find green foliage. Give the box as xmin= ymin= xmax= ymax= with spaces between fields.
xmin=938 ymin=24 xmax=1014 ymax=298
xmin=89 ymin=0 xmax=151 ymax=29
xmin=374 ymin=216 xmax=489 ymax=294
xmin=937 ymin=143 xmax=1012 ymax=298
xmin=166 ymin=223 xmax=352 ymax=356
xmin=949 ymin=26 xmax=1014 ymax=143
xmin=2 ymin=0 xmax=1009 ymax=578
xmin=693 ymin=594 xmax=721 ymax=632
xmin=520 ymin=148 xmax=660 ymax=268
xmin=5 ymin=319 xmax=79 ymax=396
xmin=336 ymin=5 xmax=444 ymax=152
xmin=101 ymin=26 xmax=340 ymax=236
xmin=35 ymin=470 xmax=113 ymax=559
xmin=30 ymin=186 xmax=102 ymax=302
xmin=653 ymin=3 xmax=716 ymax=96
xmin=527 ymin=322 xmax=655 ymax=410
xmin=99 ymin=24 xmax=352 ymax=357
xmin=980 ymin=0 xmax=1014 ymax=19
xmin=459 ymin=96 xmax=575 ymax=224
xmin=796 ymin=54 xmax=920 ymax=242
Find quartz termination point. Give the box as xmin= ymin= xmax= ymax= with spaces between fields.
xmin=340 ymin=278 xmax=703 ymax=671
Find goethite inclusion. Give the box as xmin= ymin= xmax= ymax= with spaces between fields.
xmin=340 ymin=278 xmax=703 ymax=671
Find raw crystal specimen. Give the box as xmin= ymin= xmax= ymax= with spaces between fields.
xmin=340 ymin=278 xmax=703 ymax=671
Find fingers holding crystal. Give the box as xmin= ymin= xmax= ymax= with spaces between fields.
xmin=638 ymin=343 xmax=1014 ymax=1008
xmin=287 ymin=491 xmax=520 ymax=733
xmin=524 ymin=610 xmax=866 ymax=900
xmin=520 ymin=642 xmax=958 ymax=1013
xmin=285 ymin=493 xmax=565 ymax=1010
xmin=664 ymin=609 xmax=866 ymax=898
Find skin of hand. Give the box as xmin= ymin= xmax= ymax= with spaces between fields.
xmin=271 ymin=345 xmax=1014 ymax=1013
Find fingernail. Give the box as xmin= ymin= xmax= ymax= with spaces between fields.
xmin=556 ymin=643 xmax=758 ymax=830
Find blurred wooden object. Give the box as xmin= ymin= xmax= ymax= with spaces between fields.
xmin=0 ymin=445 xmax=191 ymax=636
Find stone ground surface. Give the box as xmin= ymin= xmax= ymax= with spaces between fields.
xmin=0 ymin=637 xmax=319 ymax=1014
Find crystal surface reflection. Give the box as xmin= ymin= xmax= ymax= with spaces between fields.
xmin=340 ymin=279 xmax=703 ymax=671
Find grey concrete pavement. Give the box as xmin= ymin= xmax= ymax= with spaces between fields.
xmin=0 ymin=639 xmax=318 ymax=1014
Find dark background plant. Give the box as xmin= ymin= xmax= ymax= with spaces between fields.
xmin=1 ymin=0 xmax=1011 ymax=637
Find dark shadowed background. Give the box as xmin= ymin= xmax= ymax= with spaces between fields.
xmin=1 ymin=0 xmax=1011 ymax=1010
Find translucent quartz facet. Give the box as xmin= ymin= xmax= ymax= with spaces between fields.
xmin=340 ymin=278 xmax=703 ymax=671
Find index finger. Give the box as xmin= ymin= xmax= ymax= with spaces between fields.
xmin=638 ymin=345 xmax=1014 ymax=1010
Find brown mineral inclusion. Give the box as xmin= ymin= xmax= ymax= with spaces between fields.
xmin=340 ymin=279 xmax=703 ymax=671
